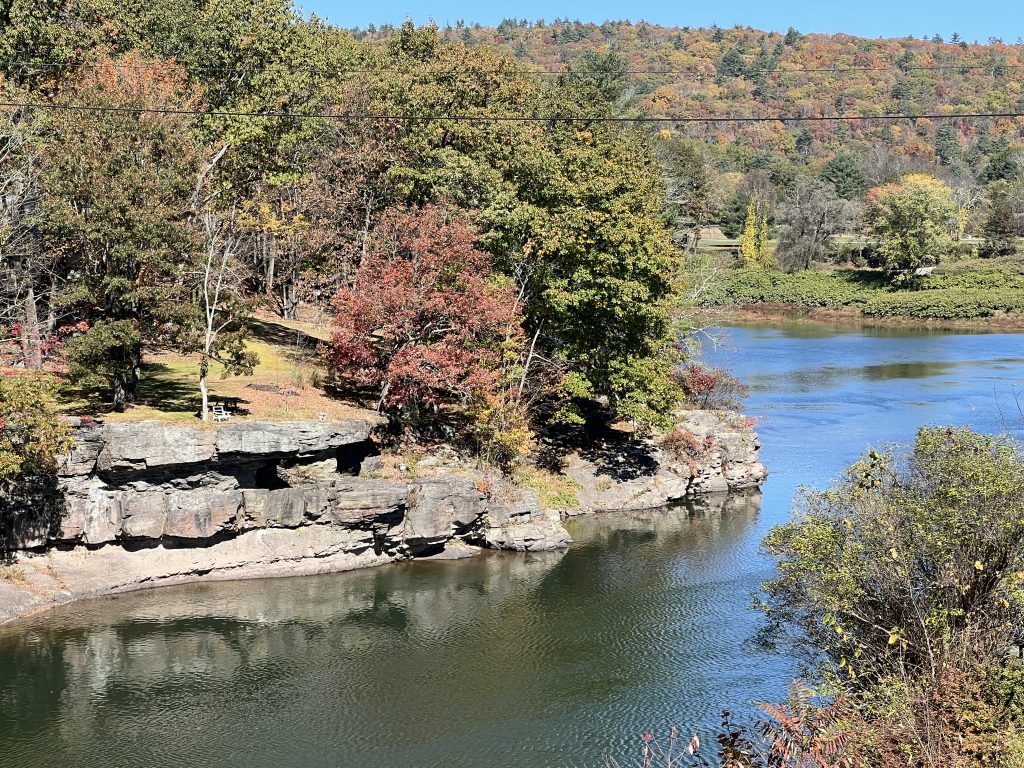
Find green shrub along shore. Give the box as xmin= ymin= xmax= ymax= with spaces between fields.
xmin=705 ymin=257 xmax=1024 ymax=320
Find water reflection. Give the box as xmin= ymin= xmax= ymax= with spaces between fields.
xmin=5 ymin=324 xmax=1021 ymax=768
xmin=0 ymin=493 xmax=771 ymax=768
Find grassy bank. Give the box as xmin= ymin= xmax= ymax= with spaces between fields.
xmin=703 ymin=256 xmax=1024 ymax=320
xmin=57 ymin=313 xmax=376 ymax=425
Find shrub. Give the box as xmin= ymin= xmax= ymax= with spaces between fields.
xmin=674 ymin=364 xmax=749 ymax=410
xmin=756 ymin=427 xmax=1024 ymax=764
xmin=1 ymin=372 xmax=73 ymax=552
xmin=708 ymin=264 xmax=1024 ymax=319
xmin=660 ymin=427 xmax=714 ymax=472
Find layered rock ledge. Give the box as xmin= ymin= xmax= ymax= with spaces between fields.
xmin=0 ymin=412 xmax=766 ymax=624
xmin=558 ymin=409 xmax=768 ymax=514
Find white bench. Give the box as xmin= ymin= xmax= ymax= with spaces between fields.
xmin=211 ymin=405 xmax=232 ymax=422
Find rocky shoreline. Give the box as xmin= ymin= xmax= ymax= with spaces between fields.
xmin=0 ymin=411 xmax=766 ymax=625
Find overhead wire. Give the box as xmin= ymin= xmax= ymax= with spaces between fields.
xmin=4 ymin=58 xmax=1024 ymax=79
xmin=1 ymin=100 xmax=1022 ymax=124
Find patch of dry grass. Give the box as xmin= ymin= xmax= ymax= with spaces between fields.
xmin=59 ymin=315 xmax=379 ymax=426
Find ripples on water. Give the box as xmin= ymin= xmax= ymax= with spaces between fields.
xmin=1 ymin=324 xmax=1022 ymax=768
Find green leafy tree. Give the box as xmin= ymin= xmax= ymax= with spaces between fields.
xmin=365 ymin=24 xmax=686 ymax=430
xmin=821 ymin=155 xmax=867 ymax=201
xmin=38 ymin=55 xmax=200 ymax=409
xmin=561 ymin=50 xmax=628 ymax=103
xmin=657 ymin=136 xmax=715 ymax=252
xmin=0 ymin=0 xmax=114 ymax=93
xmin=864 ymin=173 xmax=955 ymax=282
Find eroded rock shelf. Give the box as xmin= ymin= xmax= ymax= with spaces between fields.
xmin=1 ymin=413 xmax=766 ymax=624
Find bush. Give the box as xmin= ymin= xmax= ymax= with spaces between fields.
xmin=755 ymin=428 xmax=1024 ymax=765
xmin=1 ymin=373 xmax=73 ymax=552
xmin=674 ymin=364 xmax=748 ymax=410
xmin=863 ymin=288 xmax=1024 ymax=318
xmin=708 ymin=263 xmax=1024 ymax=319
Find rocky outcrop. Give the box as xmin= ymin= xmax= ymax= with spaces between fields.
xmin=9 ymin=419 xmax=570 ymax=559
xmin=561 ymin=409 xmax=768 ymax=515
xmin=1 ymin=411 xmax=764 ymax=625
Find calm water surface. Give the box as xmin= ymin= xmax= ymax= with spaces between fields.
xmin=1 ymin=324 xmax=1022 ymax=768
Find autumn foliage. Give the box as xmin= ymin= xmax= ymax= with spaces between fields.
xmin=330 ymin=205 xmax=524 ymax=420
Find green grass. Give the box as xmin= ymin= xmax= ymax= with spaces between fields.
xmin=705 ymin=258 xmax=1024 ymax=320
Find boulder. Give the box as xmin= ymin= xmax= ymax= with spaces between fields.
xmin=216 ymin=421 xmax=371 ymax=458
xmin=96 ymin=422 xmax=216 ymax=475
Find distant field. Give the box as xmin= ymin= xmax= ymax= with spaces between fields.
xmin=703 ymin=256 xmax=1024 ymax=320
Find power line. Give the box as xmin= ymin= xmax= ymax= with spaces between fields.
xmin=2 ymin=99 xmax=1023 ymax=124
xmin=5 ymin=58 xmax=1024 ymax=79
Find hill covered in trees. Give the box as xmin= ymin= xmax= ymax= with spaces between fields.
xmin=413 ymin=20 xmax=1024 ymax=181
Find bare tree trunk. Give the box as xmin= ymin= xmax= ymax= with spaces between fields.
xmin=199 ymin=353 xmax=210 ymax=421
xmin=23 ymin=283 xmax=42 ymax=369
xmin=45 ymin=279 xmax=57 ymax=333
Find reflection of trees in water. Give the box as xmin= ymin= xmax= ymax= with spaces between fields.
xmin=0 ymin=548 xmax=568 ymax=746
xmin=565 ymin=489 xmax=761 ymax=550
xmin=0 ymin=496 xmax=764 ymax=767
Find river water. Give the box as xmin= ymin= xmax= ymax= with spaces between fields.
xmin=1 ymin=324 xmax=1022 ymax=768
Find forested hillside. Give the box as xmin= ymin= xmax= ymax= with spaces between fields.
xmin=416 ymin=20 xmax=1024 ymax=180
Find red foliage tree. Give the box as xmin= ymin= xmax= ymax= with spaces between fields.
xmin=329 ymin=205 xmax=523 ymax=418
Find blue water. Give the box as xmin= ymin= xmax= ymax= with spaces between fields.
xmin=0 ymin=323 xmax=1021 ymax=768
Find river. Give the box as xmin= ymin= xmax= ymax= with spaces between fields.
xmin=1 ymin=324 xmax=1022 ymax=768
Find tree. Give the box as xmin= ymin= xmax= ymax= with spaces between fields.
xmin=759 ymin=427 xmax=1024 ymax=764
xmin=775 ymin=178 xmax=860 ymax=271
xmin=864 ymin=173 xmax=955 ymax=282
xmin=38 ymin=55 xmax=200 ymax=409
xmin=0 ymin=106 xmax=45 ymax=369
xmin=366 ymin=23 xmax=687 ymax=430
xmin=561 ymin=50 xmax=628 ymax=103
xmin=329 ymin=205 xmax=524 ymax=424
xmin=820 ymin=155 xmax=867 ymax=201
xmin=935 ymin=122 xmax=963 ymax=167
xmin=718 ymin=47 xmax=746 ymax=80
xmin=657 ymin=136 xmax=714 ymax=252
xmin=739 ymin=200 xmax=773 ymax=268
xmin=191 ymin=202 xmax=259 ymax=420
xmin=982 ymin=181 xmax=1022 ymax=256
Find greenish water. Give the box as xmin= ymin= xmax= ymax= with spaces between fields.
xmin=1 ymin=324 xmax=1022 ymax=768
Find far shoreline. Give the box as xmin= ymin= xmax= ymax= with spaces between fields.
xmin=704 ymin=303 xmax=1024 ymax=334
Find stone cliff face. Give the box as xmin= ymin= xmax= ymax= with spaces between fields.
xmin=560 ymin=409 xmax=768 ymax=515
xmin=1 ymin=413 xmax=766 ymax=624
xmin=30 ymin=419 xmax=569 ymax=556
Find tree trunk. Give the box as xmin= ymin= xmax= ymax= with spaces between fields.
xmin=199 ymin=354 xmax=210 ymax=422
xmin=112 ymin=374 xmax=128 ymax=412
xmin=45 ymin=282 xmax=57 ymax=332
xmin=123 ymin=347 xmax=143 ymax=405
xmin=23 ymin=284 xmax=42 ymax=369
